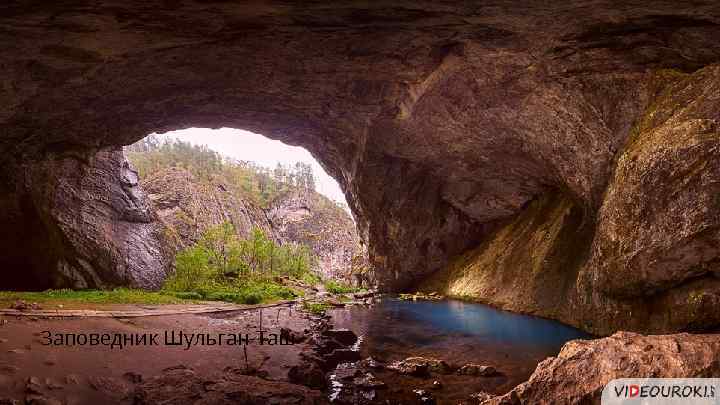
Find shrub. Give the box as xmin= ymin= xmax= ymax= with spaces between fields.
xmin=162 ymin=223 xmax=311 ymax=305
xmin=302 ymin=301 xmax=330 ymax=315
xmin=324 ymin=279 xmax=360 ymax=294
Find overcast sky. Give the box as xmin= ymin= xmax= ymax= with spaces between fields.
xmin=152 ymin=127 xmax=347 ymax=204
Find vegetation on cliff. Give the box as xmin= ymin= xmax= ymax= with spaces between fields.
xmin=125 ymin=135 xmax=371 ymax=287
xmin=125 ymin=135 xmax=324 ymax=208
xmin=162 ymin=222 xmax=314 ymax=304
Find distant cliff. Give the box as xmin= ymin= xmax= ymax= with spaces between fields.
xmin=127 ymin=141 xmax=370 ymax=286
xmin=268 ymin=190 xmax=371 ymax=286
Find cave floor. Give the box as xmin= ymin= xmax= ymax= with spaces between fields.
xmin=0 ymin=302 xmax=317 ymax=404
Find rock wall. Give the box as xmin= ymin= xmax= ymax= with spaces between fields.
xmin=268 ymin=190 xmax=370 ymax=285
xmin=0 ymin=148 xmax=169 ymax=290
xmin=422 ymin=67 xmax=720 ymax=335
xmin=140 ymin=167 xmax=273 ymax=250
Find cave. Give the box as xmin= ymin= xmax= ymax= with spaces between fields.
xmin=3 ymin=3 xmax=720 ymax=403
xmin=2 ymin=2 xmax=720 ymax=335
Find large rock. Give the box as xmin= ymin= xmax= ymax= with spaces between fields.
xmin=485 ymin=332 xmax=720 ymax=405
xmin=422 ymin=67 xmax=720 ymax=335
xmin=585 ymin=67 xmax=720 ymax=299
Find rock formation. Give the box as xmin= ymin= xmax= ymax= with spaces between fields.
xmin=138 ymin=166 xmax=367 ymax=284
xmin=140 ymin=167 xmax=273 ymax=250
xmin=0 ymin=148 xmax=169 ymax=290
xmin=1 ymin=1 xmax=720 ymax=334
xmin=485 ymin=332 xmax=720 ymax=405
xmin=268 ymin=190 xmax=370 ymax=285
xmin=422 ymin=68 xmax=720 ymax=335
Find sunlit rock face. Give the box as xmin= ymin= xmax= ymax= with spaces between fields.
xmin=1 ymin=2 xmax=720 ymax=332
xmin=140 ymin=167 xmax=274 ymax=250
xmin=139 ymin=166 xmax=368 ymax=285
xmin=485 ymin=332 xmax=720 ymax=405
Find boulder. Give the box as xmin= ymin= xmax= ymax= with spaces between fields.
xmin=484 ymin=332 xmax=720 ymax=405
xmin=321 ymin=329 xmax=358 ymax=346
xmin=457 ymin=364 xmax=496 ymax=377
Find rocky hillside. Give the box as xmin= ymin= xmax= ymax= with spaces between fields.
xmin=126 ymin=140 xmax=369 ymax=285
xmin=139 ymin=166 xmax=273 ymax=250
xmin=268 ymin=190 xmax=371 ymax=286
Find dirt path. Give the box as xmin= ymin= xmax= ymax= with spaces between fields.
xmin=0 ymin=303 xmax=322 ymax=404
xmin=0 ymin=300 xmax=294 ymax=318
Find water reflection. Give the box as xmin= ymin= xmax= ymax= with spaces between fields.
xmin=330 ymin=297 xmax=592 ymax=391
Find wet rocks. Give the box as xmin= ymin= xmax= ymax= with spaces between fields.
xmin=353 ymin=373 xmax=386 ymax=389
xmin=469 ymin=391 xmax=495 ymax=403
xmin=389 ymin=358 xmax=429 ymax=377
xmin=322 ymin=329 xmax=358 ymax=346
xmin=398 ymin=292 xmax=444 ymax=301
xmin=359 ymin=357 xmax=384 ymax=370
xmin=328 ymin=363 xmax=386 ymax=405
xmin=351 ymin=291 xmax=375 ymax=300
xmin=389 ymin=357 xmax=452 ymax=377
xmin=280 ymin=327 xmax=306 ymax=344
xmin=413 ymin=389 xmax=436 ymax=404
xmin=457 ymin=364 xmax=497 ymax=377
xmin=288 ymin=362 xmax=326 ymax=390
xmin=325 ymin=349 xmax=362 ymax=369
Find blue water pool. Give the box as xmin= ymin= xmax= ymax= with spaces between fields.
xmin=330 ymin=296 xmax=593 ymax=393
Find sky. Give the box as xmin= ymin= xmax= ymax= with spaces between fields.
xmin=151 ymin=127 xmax=347 ymax=204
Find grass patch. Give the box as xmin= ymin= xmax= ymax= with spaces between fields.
xmin=299 ymin=272 xmax=322 ymax=287
xmin=302 ymin=301 xmax=330 ymax=315
xmin=323 ymin=279 xmax=363 ymax=294
xmin=0 ymin=288 xmax=189 ymax=306
xmin=178 ymin=279 xmax=298 ymax=305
